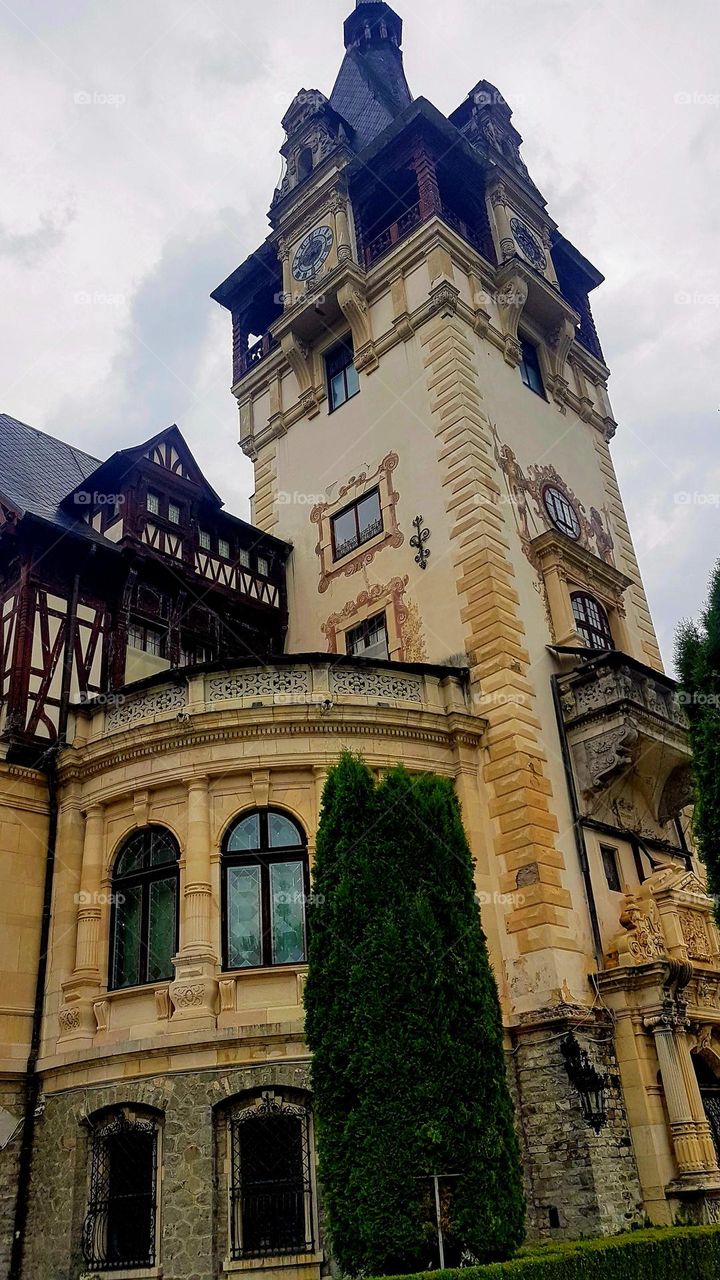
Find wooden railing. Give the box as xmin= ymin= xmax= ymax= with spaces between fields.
xmin=363 ymin=201 xmax=485 ymax=268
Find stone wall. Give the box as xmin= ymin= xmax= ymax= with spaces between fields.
xmin=0 ymin=1078 xmax=23 ymax=1278
xmin=511 ymin=1012 xmax=645 ymax=1241
xmin=22 ymin=1061 xmax=314 ymax=1280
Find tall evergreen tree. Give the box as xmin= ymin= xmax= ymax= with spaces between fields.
xmin=304 ymin=754 xmax=525 ymax=1276
xmin=676 ymin=562 xmax=720 ymax=908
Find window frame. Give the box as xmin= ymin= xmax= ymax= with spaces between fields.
xmin=345 ymin=610 xmax=389 ymax=661
xmin=198 ymin=529 xmax=211 ymax=551
xmin=108 ymin=827 xmax=180 ymax=991
xmin=167 ymin=500 xmax=181 ymax=525
xmin=325 ymin=336 xmax=360 ymax=413
xmin=542 ymin=485 xmax=581 ymax=540
xmin=518 ymin=336 xmax=546 ymax=398
xmin=221 ymin=809 xmax=309 ymax=973
xmin=218 ymin=537 xmax=231 ymax=560
xmin=146 ymin=490 xmax=160 ymax=516
xmin=82 ymin=1106 xmax=161 ymax=1272
xmin=330 ymin=487 xmax=383 ymax=562
xmin=600 ymin=844 xmax=623 ymax=893
xmin=571 ymin=591 xmax=615 ymax=651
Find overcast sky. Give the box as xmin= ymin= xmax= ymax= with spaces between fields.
xmin=1 ymin=0 xmax=718 ymax=669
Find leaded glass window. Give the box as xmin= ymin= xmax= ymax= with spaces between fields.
xmin=223 ymin=810 xmax=308 ymax=971
xmin=82 ymin=1107 xmax=160 ymax=1271
xmin=109 ymin=827 xmax=179 ymax=990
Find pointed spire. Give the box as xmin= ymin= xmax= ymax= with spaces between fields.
xmin=331 ymin=2 xmax=412 ymax=149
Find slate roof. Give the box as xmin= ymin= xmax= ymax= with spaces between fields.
xmin=0 ymin=412 xmax=100 ymax=526
xmin=330 ymin=2 xmax=412 ymax=151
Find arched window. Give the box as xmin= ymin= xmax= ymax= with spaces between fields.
xmin=297 ymin=147 xmax=313 ymax=182
xmin=571 ymin=592 xmax=614 ymax=651
xmin=109 ymin=826 xmax=179 ymax=990
xmin=82 ymin=1105 xmax=161 ymax=1271
xmin=222 ymin=810 xmax=308 ymax=970
xmin=227 ymin=1092 xmax=314 ymax=1259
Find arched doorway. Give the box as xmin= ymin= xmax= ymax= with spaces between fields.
xmin=694 ymin=1055 xmax=720 ymax=1161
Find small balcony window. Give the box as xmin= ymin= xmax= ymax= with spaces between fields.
xmin=326 ymin=337 xmax=360 ymax=412
xmin=346 ymin=611 xmax=389 ymax=661
xmin=519 ymin=337 xmax=545 ymax=397
xmin=331 ymin=489 xmax=383 ymax=561
xmin=199 ymin=529 xmax=211 ymax=551
xmin=571 ymin=592 xmax=614 ymax=651
xmin=219 ymin=537 xmax=231 ymax=560
xmin=127 ymin=622 xmax=165 ymax=657
xmin=146 ymin=491 xmax=160 ymax=516
xmin=168 ymin=501 xmax=181 ymax=524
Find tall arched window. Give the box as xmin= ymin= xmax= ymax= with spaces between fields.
xmin=109 ymin=827 xmax=179 ymax=990
xmin=82 ymin=1105 xmax=161 ymax=1271
xmin=222 ymin=810 xmax=308 ymax=970
xmin=571 ymin=592 xmax=615 ymax=651
xmin=227 ymin=1092 xmax=314 ymax=1260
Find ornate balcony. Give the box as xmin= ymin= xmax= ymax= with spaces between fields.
xmin=362 ymin=201 xmax=487 ymax=268
xmin=557 ymin=651 xmax=692 ymax=826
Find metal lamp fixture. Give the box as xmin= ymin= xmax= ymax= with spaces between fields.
xmin=560 ymin=1031 xmax=608 ymax=1134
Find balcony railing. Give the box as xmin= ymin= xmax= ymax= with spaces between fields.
xmin=334 ymin=517 xmax=383 ymax=561
xmin=363 ymin=201 xmax=485 ymax=268
xmin=234 ymin=332 xmax=279 ymax=382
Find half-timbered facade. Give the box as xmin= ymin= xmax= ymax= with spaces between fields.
xmin=0 ymin=415 xmax=288 ymax=761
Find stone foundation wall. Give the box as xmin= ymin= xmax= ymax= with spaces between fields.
xmin=0 ymin=1078 xmax=24 ymax=1278
xmin=511 ymin=1015 xmax=645 ymax=1241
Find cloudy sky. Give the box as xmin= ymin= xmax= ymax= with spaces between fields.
xmin=1 ymin=0 xmax=718 ymax=668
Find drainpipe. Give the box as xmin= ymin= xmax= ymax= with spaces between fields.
xmin=9 ymin=566 xmax=82 ymax=1280
xmin=550 ymin=672 xmax=604 ymax=969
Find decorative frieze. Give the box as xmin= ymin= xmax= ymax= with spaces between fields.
xmin=106 ymin=683 xmax=187 ymax=731
xmin=208 ymin=667 xmax=311 ymax=701
xmin=329 ymin=666 xmax=423 ymax=703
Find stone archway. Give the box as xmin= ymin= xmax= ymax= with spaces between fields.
xmin=694 ymin=1055 xmax=720 ymax=1162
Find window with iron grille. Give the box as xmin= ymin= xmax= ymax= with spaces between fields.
xmin=222 ymin=810 xmax=308 ymax=971
xmin=571 ymin=592 xmax=614 ymax=650
xmin=331 ymin=489 xmax=383 ymax=561
xmin=543 ymin=485 xmax=581 ymax=540
xmin=228 ymin=1093 xmax=314 ymax=1260
xmin=109 ymin=827 xmax=179 ymax=990
xmin=326 ymin=336 xmax=360 ymax=412
xmin=518 ymin=336 xmax=545 ymax=397
xmin=346 ymin=611 xmax=389 ymax=661
xmin=82 ymin=1107 xmax=160 ymax=1272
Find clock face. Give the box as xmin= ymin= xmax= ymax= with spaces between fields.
xmin=510 ymin=217 xmax=547 ymax=271
xmin=292 ymin=225 xmax=334 ymax=281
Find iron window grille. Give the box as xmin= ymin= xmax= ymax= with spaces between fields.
xmin=326 ymin=336 xmax=360 ymax=412
xmin=543 ymin=485 xmax=581 ymax=539
xmin=109 ymin=826 xmax=179 ymax=990
xmin=82 ymin=1108 xmax=160 ymax=1272
xmin=346 ymin=611 xmax=389 ymax=661
xmin=571 ymin=592 xmax=615 ymax=651
xmin=229 ymin=1094 xmax=314 ymax=1260
xmin=222 ymin=809 xmax=309 ymax=971
xmin=695 ymin=1057 xmax=720 ymax=1162
xmin=518 ymin=336 xmax=545 ymax=397
xmin=331 ymin=488 xmax=383 ymax=561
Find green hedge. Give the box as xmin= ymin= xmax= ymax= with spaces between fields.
xmin=373 ymin=1226 xmax=720 ymax=1280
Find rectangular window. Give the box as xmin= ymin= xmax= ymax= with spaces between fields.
xmin=326 ymin=336 xmax=360 ymax=412
xmin=601 ymin=845 xmax=622 ymax=893
xmin=226 ymin=865 xmax=263 ymax=969
xmin=127 ymin=622 xmax=165 ymax=657
xmin=519 ymin=337 xmax=545 ymax=397
xmin=168 ymin=501 xmax=181 ymax=524
xmin=257 ymin=555 xmax=269 ymax=577
xmin=219 ymin=537 xmax=231 ymax=559
xmin=180 ymin=641 xmax=214 ymax=667
xmin=346 ymin=611 xmax=389 ymax=661
xmin=331 ymin=488 xmax=383 ymax=561
xmin=146 ymin=491 xmax=160 ymax=515
xmin=83 ymin=1111 xmax=159 ymax=1271
xmin=270 ymin=861 xmax=307 ymax=965
xmin=199 ymin=529 xmax=211 ymax=551
xmin=238 ymin=547 xmax=250 ymax=568
xmin=229 ymin=1097 xmax=313 ymax=1260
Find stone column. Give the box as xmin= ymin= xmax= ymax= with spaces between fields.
xmin=334 ymin=201 xmax=352 ymax=262
xmin=646 ymin=1014 xmax=710 ymax=1176
xmin=59 ymin=803 xmax=105 ymax=1043
xmin=676 ymin=1026 xmax=720 ymax=1172
xmin=169 ymin=777 xmax=218 ymax=1029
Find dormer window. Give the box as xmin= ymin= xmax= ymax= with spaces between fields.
xmin=168 ymin=501 xmax=181 ymax=525
xmin=219 ymin=537 xmax=231 ymax=560
xmin=199 ymin=529 xmax=211 ymax=551
xmin=146 ymin=491 xmax=160 ymax=516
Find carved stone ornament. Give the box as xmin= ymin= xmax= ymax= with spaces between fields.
xmin=575 ymin=719 xmax=639 ymax=796
xmin=209 ymin=667 xmax=311 ymax=702
xmin=106 ymin=683 xmax=187 ymax=732
xmin=680 ymin=910 xmax=713 ymax=961
xmin=606 ymin=893 xmax=667 ymax=967
xmin=58 ymin=1007 xmax=81 ymax=1034
xmin=171 ymin=983 xmax=206 ymax=1009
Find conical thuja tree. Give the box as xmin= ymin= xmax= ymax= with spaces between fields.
xmin=676 ymin=561 xmax=720 ymax=909
xmin=304 ymin=753 xmax=525 ymax=1276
